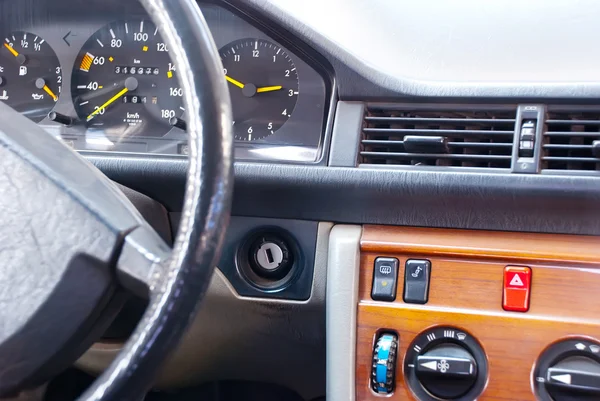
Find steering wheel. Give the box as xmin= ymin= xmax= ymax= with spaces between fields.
xmin=0 ymin=0 xmax=233 ymax=399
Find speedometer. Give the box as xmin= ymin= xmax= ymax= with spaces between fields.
xmin=71 ymin=20 xmax=183 ymax=138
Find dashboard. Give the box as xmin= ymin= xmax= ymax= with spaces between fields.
xmin=2 ymin=1 xmax=600 ymax=401
xmin=0 ymin=0 xmax=331 ymax=162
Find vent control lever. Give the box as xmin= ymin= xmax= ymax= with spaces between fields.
xmin=519 ymin=120 xmax=536 ymax=158
xmin=512 ymin=105 xmax=544 ymax=174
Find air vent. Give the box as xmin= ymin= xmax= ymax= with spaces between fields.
xmin=542 ymin=107 xmax=600 ymax=173
xmin=360 ymin=105 xmax=517 ymax=169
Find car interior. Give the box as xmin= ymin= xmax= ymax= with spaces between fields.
xmin=1 ymin=0 xmax=599 ymax=400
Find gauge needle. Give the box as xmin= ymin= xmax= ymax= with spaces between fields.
xmin=225 ymin=75 xmax=245 ymax=89
xmin=86 ymin=87 xmax=128 ymax=121
xmin=86 ymin=76 xmax=138 ymax=121
xmin=3 ymin=43 xmax=26 ymax=65
xmin=35 ymin=78 xmax=58 ymax=102
xmin=256 ymin=85 xmax=282 ymax=93
xmin=43 ymin=85 xmax=58 ymax=102
xmin=3 ymin=43 xmax=18 ymax=57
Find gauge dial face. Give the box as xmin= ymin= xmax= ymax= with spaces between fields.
xmin=0 ymin=32 xmax=62 ymax=123
xmin=219 ymin=38 xmax=299 ymax=141
xmin=71 ymin=20 xmax=183 ymax=138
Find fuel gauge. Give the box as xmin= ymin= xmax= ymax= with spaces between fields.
xmin=0 ymin=32 xmax=62 ymax=122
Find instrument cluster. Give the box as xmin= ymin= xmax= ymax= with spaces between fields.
xmin=0 ymin=1 xmax=330 ymax=162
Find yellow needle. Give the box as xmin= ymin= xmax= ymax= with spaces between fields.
xmin=3 ymin=43 xmax=19 ymax=57
xmin=225 ymin=75 xmax=245 ymax=89
xmin=86 ymin=87 xmax=128 ymax=121
xmin=256 ymin=85 xmax=283 ymax=93
xmin=42 ymin=85 xmax=58 ymax=102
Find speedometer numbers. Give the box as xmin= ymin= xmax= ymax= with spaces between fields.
xmin=219 ymin=38 xmax=299 ymax=141
xmin=0 ymin=32 xmax=62 ymax=123
xmin=71 ymin=20 xmax=183 ymax=137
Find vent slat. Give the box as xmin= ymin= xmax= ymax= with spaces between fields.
xmin=365 ymin=116 xmax=515 ymax=124
xmin=363 ymin=128 xmax=513 ymax=136
xmin=543 ymin=156 xmax=600 ymax=163
xmin=362 ymin=140 xmax=512 ymax=149
xmin=545 ymin=131 xmax=600 ymax=138
xmin=542 ymin=108 xmax=600 ymax=172
xmin=360 ymin=152 xmax=511 ymax=161
xmin=546 ymin=119 xmax=600 ymax=125
xmin=360 ymin=105 xmax=516 ymax=169
xmin=543 ymin=144 xmax=593 ymax=150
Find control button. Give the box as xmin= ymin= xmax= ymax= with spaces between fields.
xmin=403 ymin=259 xmax=431 ymax=304
xmin=534 ymin=338 xmax=600 ymax=401
xmin=416 ymin=344 xmax=478 ymax=399
xmin=371 ymin=333 xmax=398 ymax=394
xmin=547 ymin=363 xmax=600 ymax=394
xmin=371 ymin=258 xmax=399 ymax=301
xmin=519 ymin=120 xmax=536 ymax=158
xmin=503 ymin=266 xmax=531 ymax=312
xmin=405 ymin=326 xmax=488 ymax=401
xmin=417 ymin=351 xmax=477 ymax=378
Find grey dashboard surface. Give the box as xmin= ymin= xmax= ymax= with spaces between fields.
xmin=236 ymin=0 xmax=600 ymax=98
xmin=88 ymin=156 xmax=600 ymax=235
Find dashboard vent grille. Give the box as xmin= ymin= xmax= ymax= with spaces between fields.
xmin=360 ymin=105 xmax=517 ymax=169
xmin=542 ymin=107 xmax=600 ymax=172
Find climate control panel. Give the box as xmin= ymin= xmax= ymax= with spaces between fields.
xmin=356 ymin=225 xmax=600 ymax=401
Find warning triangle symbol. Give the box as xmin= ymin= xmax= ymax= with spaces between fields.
xmin=509 ymin=274 xmax=524 ymax=287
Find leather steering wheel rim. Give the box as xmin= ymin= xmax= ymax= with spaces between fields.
xmin=0 ymin=0 xmax=230 ymax=397
xmin=76 ymin=0 xmax=234 ymax=399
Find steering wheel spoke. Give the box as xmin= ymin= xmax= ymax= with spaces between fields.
xmin=117 ymin=226 xmax=171 ymax=297
xmin=0 ymin=102 xmax=160 ymax=395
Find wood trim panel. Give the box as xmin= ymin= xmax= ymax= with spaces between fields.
xmin=356 ymin=226 xmax=600 ymax=401
xmin=361 ymin=225 xmax=600 ymax=265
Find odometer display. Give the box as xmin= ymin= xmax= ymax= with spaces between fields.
xmin=219 ymin=38 xmax=299 ymax=141
xmin=71 ymin=20 xmax=183 ymax=138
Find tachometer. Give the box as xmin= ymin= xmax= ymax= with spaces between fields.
xmin=219 ymin=38 xmax=299 ymax=141
xmin=0 ymin=32 xmax=62 ymax=123
xmin=71 ymin=20 xmax=183 ymax=138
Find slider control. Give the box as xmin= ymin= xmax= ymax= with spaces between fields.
xmin=518 ymin=119 xmax=536 ymax=158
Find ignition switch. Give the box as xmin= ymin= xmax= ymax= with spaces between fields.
xmin=248 ymin=234 xmax=293 ymax=280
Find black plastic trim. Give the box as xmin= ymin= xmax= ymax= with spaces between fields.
xmin=88 ymin=155 xmax=600 ymax=235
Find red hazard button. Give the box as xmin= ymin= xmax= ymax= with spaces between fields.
xmin=503 ymin=266 xmax=532 ymax=312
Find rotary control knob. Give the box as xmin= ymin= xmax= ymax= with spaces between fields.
xmin=534 ymin=338 xmax=600 ymax=401
xmin=405 ymin=327 xmax=488 ymax=401
xmin=371 ymin=333 xmax=398 ymax=394
xmin=416 ymin=344 xmax=478 ymax=399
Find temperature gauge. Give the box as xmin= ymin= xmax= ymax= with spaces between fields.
xmin=0 ymin=32 xmax=62 ymax=122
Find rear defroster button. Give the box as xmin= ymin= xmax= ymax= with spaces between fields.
xmin=371 ymin=257 xmax=399 ymax=302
